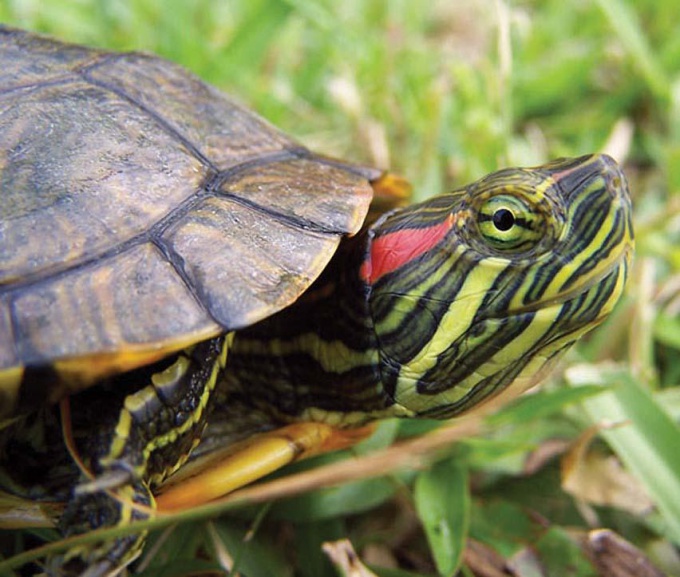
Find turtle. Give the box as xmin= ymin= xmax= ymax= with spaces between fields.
xmin=0 ymin=26 xmax=634 ymax=576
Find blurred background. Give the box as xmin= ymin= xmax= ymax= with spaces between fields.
xmin=1 ymin=1 xmax=679 ymax=576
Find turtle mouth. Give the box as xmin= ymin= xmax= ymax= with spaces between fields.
xmin=509 ymin=241 xmax=633 ymax=318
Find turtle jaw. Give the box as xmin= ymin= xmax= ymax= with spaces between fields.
xmin=479 ymin=153 xmax=635 ymax=387
xmin=528 ymin=153 xmax=634 ymax=319
xmin=395 ymin=256 xmax=631 ymax=421
xmin=495 ymin=152 xmax=634 ymax=326
xmin=508 ymin=240 xmax=633 ymax=322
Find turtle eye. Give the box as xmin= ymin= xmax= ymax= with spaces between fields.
xmin=492 ymin=208 xmax=515 ymax=231
xmin=477 ymin=194 xmax=542 ymax=251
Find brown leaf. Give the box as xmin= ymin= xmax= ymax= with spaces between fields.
xmin=322 ymin=539 xmax=379 ymax=577
xmin=561 ymin=425 xmax=653 ymax=515
xmin=464 ymin=538 xmax=517 ymax=577
xmin=585 ymin=529 xmax=667 ymax=577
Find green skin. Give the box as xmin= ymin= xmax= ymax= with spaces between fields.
xmin=220 ymin=153 xmax=633 ymax=423
xmin=1 ymin=154 xmax=633 ymax=576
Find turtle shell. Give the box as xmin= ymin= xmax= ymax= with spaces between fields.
xmin=0 ymin=27 xmax=375 ymax=413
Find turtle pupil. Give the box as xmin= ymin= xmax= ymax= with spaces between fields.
xmin=493 ymin=208 xmax=515 ymax=231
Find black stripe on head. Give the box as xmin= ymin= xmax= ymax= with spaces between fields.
xmin=416 ymin=343 xmax=570 ymax=419
xmin=560 ymin=210 xmax=625 ymax=291
xmin=416 ymin=311 xmax=536 ymax=396
xmin=370 ymin=251 xmax=479 ymax=363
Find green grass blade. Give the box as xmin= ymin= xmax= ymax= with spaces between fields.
xmin=220 ymin=0 xmax=292 ymax=73
xmin=595 ymin=0 xmax=670 ymax=100
xmin=567 ymin=365 xmax=680 ymax=544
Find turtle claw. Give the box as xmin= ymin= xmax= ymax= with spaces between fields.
xmin=47 ymin=479 xmax=152 ymax=577
xmin=47 ymin=549 xmax=139 ymax=577
xmin=78 ymin=560 xmax=118 ymax=577
xmin=46 ymin=557 xmax=116 ymax=577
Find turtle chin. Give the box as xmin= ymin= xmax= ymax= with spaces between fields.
xmin=521 ymin=239 xmax=632 ymax=321
xmin=510 ymin=253 xmax=631 ymax=359
xmin=390 ymin=255 xmax=631 ymax=421
xmin=551 ymin=254 xmax=631 ymax=336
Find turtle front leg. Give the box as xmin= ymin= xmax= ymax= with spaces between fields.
xmin=49 ymin=480 xmax=153 ymax=577
xmin=48 ymin=336 xmax=229 ymax=576
xmin=156 ymin=421 xmax=376 ymax=511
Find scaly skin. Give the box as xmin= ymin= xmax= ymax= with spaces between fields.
xmin=1 ymin=154 xmax=632 ymax=576
xmin=223 ymin=154 xmax=633 ymax=422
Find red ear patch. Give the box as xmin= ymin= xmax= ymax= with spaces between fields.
xmin=361 ymin=214 xmax=454 ymax=284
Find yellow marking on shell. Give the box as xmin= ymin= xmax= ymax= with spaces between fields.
xmin=371 ymin=172 xmax=412 ymax=200
xmin=45 ymin=332 xmax=217 ymax=402
xmin=0 ymin=366 xmax=24 ymax=424
xmin=95 ymin=264 xmax=122 ymax=346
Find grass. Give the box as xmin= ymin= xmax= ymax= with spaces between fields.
xmin=1 ymin=0 xmax=679 ymax=575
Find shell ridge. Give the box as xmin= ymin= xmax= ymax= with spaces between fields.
xmin=0 ymin=75 xmax=76 ymax=97
xmin=148 ymin=236 xmax=218 ymax=325
xmin=1 ymin=148 xmax=325 ymax=300
xmin=214 ymin=191 xmax=345 ymax=237
xmin=80 ymin=67 xmax=218 ymax=171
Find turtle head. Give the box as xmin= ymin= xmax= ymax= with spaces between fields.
xmin=363 ymin=154 xmax=633 ymax=418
